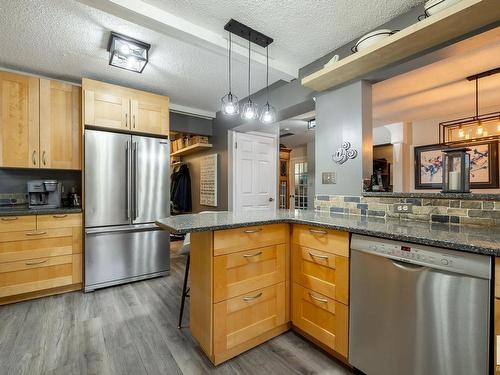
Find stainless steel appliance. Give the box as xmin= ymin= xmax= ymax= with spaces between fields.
xmin=84 ymin=129 xmax=170 ymax=292
xmin=349 ymin=234 xmax=491 ymax=375
xmin=28 ymin=180 xmax=62 ymax=208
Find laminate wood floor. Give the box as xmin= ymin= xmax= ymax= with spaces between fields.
xmin=0 ymin=241 xmax=354 ymax=375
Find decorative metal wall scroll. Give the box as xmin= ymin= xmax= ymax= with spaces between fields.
xmin=332 ymin=141 xmax=358 ymax=165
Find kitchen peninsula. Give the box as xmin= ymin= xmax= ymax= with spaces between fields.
xmin=156 ymin=209 xmax=500 ymax=369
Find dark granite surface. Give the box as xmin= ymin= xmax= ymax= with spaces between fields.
xmin=156 ymin=210 xmax=500 ymax=256
xmin=0 ymin=206 xmax=82 ymax=216
xmin=363 ymin=192 xmax=500 ymax=201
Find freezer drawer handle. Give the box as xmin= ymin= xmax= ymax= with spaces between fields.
xmin=25 ymin=259 xmax=48 ymax=266
xmin=243 ymin=292 xmax=263 ymax=302
xmin=1 ymin=217 xmax=18 ymax=221
xmin=243 ymin=228 xmax=262 ymax=234
xmin=309 ymin=292 xmax=328 ymax=303
xmin=309 ymin=228 xmax=327 ymax=235
xmin=243 ymin=251 xmax=262 ymax=258
xmin=25 ymin=231 xmax=47 ymax=236
xmin=308 ymin=252 xmax=329 ymax=260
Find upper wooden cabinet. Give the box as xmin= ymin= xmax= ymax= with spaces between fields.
xmin=0 ymin=71 xmax=39 ymax=168
xmin=0 ymin=71 xmax=81 ymax=170
xmin=40 ymin=79 xmax=81 ymax=170
xmin=82 ymin=78 xmax=169 ymax=136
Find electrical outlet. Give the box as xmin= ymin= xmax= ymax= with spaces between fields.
xmin=394 ymin=203 xmax=413 ymax=213
xmin=322 ymin=172 xmax=336 ymax=184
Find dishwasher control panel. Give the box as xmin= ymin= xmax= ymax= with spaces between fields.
xmin=351 ymin=234 xmax=491 ymax=279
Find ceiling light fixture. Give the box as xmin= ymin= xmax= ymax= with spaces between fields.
xmin=439 ymin=67 xmax=500 ymax=144
xmin=221 ymin=32 xmax=239 ymax=116
xmin=260 ymin=46 xmax=276 ymax=124
xmin=241 ymin=38 xmax=259 ymax=121
xmin=107 ymin=32 xmax=150 ymax=73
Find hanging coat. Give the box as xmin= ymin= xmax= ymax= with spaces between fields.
xmin=171 ymin=164 xmax=192 ymax=213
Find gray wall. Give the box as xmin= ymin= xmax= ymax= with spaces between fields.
xmin=315 ymin=81 xmax=372 ymax=196
xmin=0 ymin=168 xmax=81 ymax=195
xmin=307 ymin=140 xmax=315 ymax=209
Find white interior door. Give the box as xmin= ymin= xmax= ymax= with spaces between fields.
xmin=234 ymin=132 xmax=277 ymax=211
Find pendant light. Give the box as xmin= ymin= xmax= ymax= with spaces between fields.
xmin=260 ymin=45 xmax=276 ymax=124
xmin=221 ymin=32 xmax=239 ymax=116
xmin=241 ymin=38 xmax=259 ymax=120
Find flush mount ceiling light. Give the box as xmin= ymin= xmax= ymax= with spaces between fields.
xmin=260 ymin=45 xmax=276 ymax=124
xmin=221 ymin=32 xmax=239 ymax=116
xmin=107 ymin=32 xmax=150 ymax=73
xmin=440 ymin=67 xmax=500 ymax=144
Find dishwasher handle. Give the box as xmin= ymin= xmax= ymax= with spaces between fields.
xmin=391 ymin=259 xmax=427 ymax=272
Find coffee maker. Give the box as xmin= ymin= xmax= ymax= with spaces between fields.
xmin=27 ymin=180 xmax=62 ymax=209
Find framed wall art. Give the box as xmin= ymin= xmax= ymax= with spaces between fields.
xmin=414 ymin=141 xmax=499 ymax=189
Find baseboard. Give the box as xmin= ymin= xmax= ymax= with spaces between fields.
xmin=0 ymin=283 xmax=82 ymax=305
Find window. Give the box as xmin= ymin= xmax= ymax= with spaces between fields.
xmin=294 ymin=162 xmax=308 ymax=209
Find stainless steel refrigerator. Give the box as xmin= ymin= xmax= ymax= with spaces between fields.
xmin=84 ymin=129 xmax=170 ymax=292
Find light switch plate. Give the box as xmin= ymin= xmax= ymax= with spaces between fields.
xmin=322 ymin=172 xmax=336 ymax=184
xmin=394 ymin=203 xmax=413 ymax=213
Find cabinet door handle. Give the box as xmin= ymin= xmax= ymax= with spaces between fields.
xmin=243 ymin=292 xmax=263 ymax=302
xmin=308 ymin=252 xmax=329 ymax=260
xmin=243 ymin=251 xmax=262 ymax=258
xmin=309 ymin=292 xmax=328 ymax=303
xmin=32 ymin=150 xmax=37 ymax=166
xmin=25 ymin=231 xmax=47 ymax=236
xmin=53 ymin=214 xmax=67 ymax=218
xmin=42 ymin=151 xmax=47 ymax=166
xmin=309 ymin=228 xmax=327 ymax=235
xmin=125 ymin=113 xmax=128 ymax=127
xmin=25 ymin=259 xmax=48 ymax=266
xmin=133 ymin=115 xmax=136 ymax=128
xmin=243 ymin=228 xmax=262 ymax=234
xmin=1 ymin=217 xmax=18 ymax=221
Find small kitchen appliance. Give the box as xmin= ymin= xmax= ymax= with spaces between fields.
xmin=27 ymin=180 xmax=62 ymax=209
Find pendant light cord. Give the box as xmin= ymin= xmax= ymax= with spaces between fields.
xmin=247 ymin=38 xmax=251 ymax=100
xmin=266 ymin=46 xmax=269 ymax=104
xmin=228 ymin=32 xmax=232 ymax=93
xmin=475 ymin=78 xmax=479 ymax=119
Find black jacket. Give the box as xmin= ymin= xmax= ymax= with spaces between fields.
xmin=171 ymin=164 xmax=192 ymax=213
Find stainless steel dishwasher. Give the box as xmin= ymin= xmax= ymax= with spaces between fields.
xmin=349 ymin=234 xmax=491 ymax=375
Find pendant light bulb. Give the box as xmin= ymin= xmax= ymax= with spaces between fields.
xmin=497 ymin=116 xmax=500 ymax=132
xmin=260 ymin=103 xmax=276 ymax=124
xmin=458 ymin=126 xmax=464 ymax=138
xmin=477 ymin=122 xmax=483 ymax=136
xmin=241 ymin=38 xmax=259 ymax=120
xmin=221 ymin=32 xmax=239 ymax=116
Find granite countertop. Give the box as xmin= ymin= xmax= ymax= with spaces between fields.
xmin=156 ymin=210 xmax=500 ymax=257
xmin=362 ymin=192 xmax=500 ymax=201
xmin=0 ymin=206 xmax=82 ymax=216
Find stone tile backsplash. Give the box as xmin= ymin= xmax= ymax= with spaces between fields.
xmin=315 ymin=195 xmax=500 ymax=226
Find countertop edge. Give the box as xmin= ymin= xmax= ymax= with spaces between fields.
xmin=0 ymin=208 xmax=83 ymax=216
xmin=155 ymin=218 xmax=499 ymax=256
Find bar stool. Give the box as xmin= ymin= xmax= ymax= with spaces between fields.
xmin=178 ymin=211 xmax=226 ymax=329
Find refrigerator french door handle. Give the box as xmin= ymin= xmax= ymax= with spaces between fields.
xmin=125 ymin=141 xmax=131 ymax=220
xmin=133 ymin=141 xmax=139 ymax=220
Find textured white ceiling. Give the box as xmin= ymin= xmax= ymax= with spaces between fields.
xmin=373 ymin=40 xmax=500 ymax=124
xmin=143 ymin=0 xmax=423 ymax=69
xmin=0 ymin=0 xmax=284 ymax=114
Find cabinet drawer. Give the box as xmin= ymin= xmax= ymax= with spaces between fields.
xmin=214 ymin=244 xmax=286 ymax=303
xmin=0 ymin=227 xmax=73 ymax=243
xmin=0 ymin=216 xmax=36 ymax=233
xmin=0 ymin=263 xmax=74 ymax=298
xmin=37 ymin=213 xmax=82 ymax=229
xmin=292 ymin=225 xmax=349 ymax=257
xmin=214 ymin=224 xmax=287 ymax=256
xmin=292 ymin=283 xmax=348 ymax=358
xmin=0 ymin=254 xmax=73 ymax=273
xmin=292 ymin=244 xmax=349 ymax=305
xmin=0 ymin=236 xmax=74 ymax=263
xmin=214 ymin=282 xmax=286 ymax=354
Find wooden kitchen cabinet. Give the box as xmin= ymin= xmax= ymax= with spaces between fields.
xmin=83 ymin=78 xmax=169 ymax=136
xmin=40 ymin=79 xmax=81 ymax=169
xmin=495 ymin=258 xmax=500 ymax=374
xmin=0 ymin=71 xmax=39 ymax=168
xmin=0 ymin=213 xmax=82 ymax=305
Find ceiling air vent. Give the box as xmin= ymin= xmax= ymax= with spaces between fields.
xmin=280 ymin=132 xmax=295 ymax=138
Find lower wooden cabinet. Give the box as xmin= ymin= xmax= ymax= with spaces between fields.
xmin=292 ymin=283 xmax=349 ymax=358
xmin=495 ymin=297 xmax=500 ymax=375
xmin=0 ymin=213 xmax=82 ymax=304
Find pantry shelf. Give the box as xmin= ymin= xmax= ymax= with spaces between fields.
xmin=171 ymin=143 xmax=213 ymax=157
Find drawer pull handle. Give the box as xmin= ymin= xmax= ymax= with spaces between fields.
xmin=243 ymin=228 xmax=262 ymax=234
xmin=243 ymin=251 xmax=262 ymax=258
xmin=243 ymin=292 xmax=263 ymax=302
xmin=53 ymin=214 xmax=67 ymax=218
xmin=25 ymin=231 xmax=47 ymax=236
xmin=1 ymin=217 xmax=18 ymax=221
xmin=309 ymin=292 xmax=328 ymax=303
xmin=309 ymin=228 xmax=327 ymax=235
xmin=25 ymin=259 xmax=48 ymax=265
xmin=308 ymin=252 xmax=329 ymax=260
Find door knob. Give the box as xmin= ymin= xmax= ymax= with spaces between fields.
xmin=269 ymin=197 xmax=274 ymax=202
